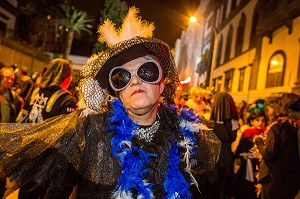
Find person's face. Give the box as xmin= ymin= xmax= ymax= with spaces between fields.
xmin=118 ymin=57 xmax=164 ymax=116
xmin=2 ymin=69 xmax=15 ymax=89
xmin=251 ymin=116 xmax=265 ymax=129
xmin=192 ymin=92 xmax=203 ymax=103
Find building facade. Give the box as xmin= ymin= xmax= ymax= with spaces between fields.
xmin=0 ymin=0 xmax=18 ymax=37
xmin=175 ymin=0 xmax=300 ymax=103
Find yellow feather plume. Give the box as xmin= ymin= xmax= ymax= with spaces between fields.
xmin=97 ymin=19 xmax=119 ymax=47
xmin=97 ymin=6 xmax=155 ymax=47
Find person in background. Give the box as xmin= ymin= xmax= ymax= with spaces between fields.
xmin=207 ymin=91 xmax=239 ymax=199
xmin=186 ymin=86 xmax=208 ymax=117
xmin=16 ymin=58 xmax=77 ymax=123
xmin=0 ymin=7 xmax=221 ymax=199
xmin=13 ymin=66 xmax=34 ymax=103
xmin=0 ymin=67 xmax=22 ymax=198
xmin=254 ymin=92 xmax=300 ymax=199
xmin=16 ymin=58 xmax=77 ymax=199
xmin=174 ymin=90 xmax=188 ymax=111
xmin=0 ymin=67 xmax=22 ymax=123
xmin=233 ymin=109 xmax=266 ymax=199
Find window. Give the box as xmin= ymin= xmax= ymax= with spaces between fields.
xmin=224 ymin=69 xmax=234 ymax=92
xmin=222 ymin=0 xmax=228 ymax=21
xmin=266 ymin=51 xmax=285 ymax=88
xmin=235 ymin=14 xmax=246 ymax=56
xmin=224 ymin=26 xmax=233 ymax=62
xmin=238 ymin=67 xmax=246 ymax=91
xmin=250 ymin=11 xmax=259 ymax=48
xmin=216 ymin=35 xmax=223 ymax=67
xmin=231 ymin=0 xmax=237 ymax=11
xmin=214 ymin=77 xmax=223 ymax=92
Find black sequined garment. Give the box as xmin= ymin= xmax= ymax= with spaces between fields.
xmin=0 ymin=104 xmax=220 ymax=198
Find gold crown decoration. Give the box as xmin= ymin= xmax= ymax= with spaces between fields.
xmin=77 ymin=7 xmax=179 ymax=113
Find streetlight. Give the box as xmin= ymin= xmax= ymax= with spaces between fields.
xmin=189 ymin=16 xmax=198 ymax=23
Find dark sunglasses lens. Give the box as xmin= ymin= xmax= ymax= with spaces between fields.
xmin=110 ymin=68 xmax=131 ymax=89
xmin=137 ymin=62 xmax=160 ymax=82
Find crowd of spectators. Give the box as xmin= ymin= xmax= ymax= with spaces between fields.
xmin=174 ymin=87 xmax=300 ymax=199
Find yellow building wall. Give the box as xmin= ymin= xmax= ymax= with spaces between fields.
xmin=0 ymin=44 xmax=48 ymax=73
xmin=258 ymin=16 xmax=300 ymax=90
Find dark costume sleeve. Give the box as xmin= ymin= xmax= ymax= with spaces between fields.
xmin=192 ymin=127 xmax=221 ymax=175
xmin=56 ymin=94 xmax=77 ymax=115
xmin=0 ymin=111 xmax=83 ymax=195
xmin=0 ymin=109 xmax=122 ymax=198
xmin=255 ymin=124 xmax=279 ymax=161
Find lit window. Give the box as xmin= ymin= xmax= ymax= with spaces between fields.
xmin=266 ymin=51 xmax=285 ymax=88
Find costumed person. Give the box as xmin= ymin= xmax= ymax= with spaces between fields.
xmin=206 ymin=91 xmax=239 ymax=199
xmin=0 ymin=67 xmax=22 ymax=123
xmin=253 ymin=92 xmax=300 ymax=199
xmin=15 ymin=58 xmax=77 ymax=199
xmin=185 ymin=87 xmax=208 ymax=118
xmin=0 ymin=7 xmax=221 ymax=199
xmin=233 ymin=109 xmax=266 ymax=199
xmin=0 ymin=67 xmax=23 ymax=199
xmin=16 ymin=58 xmax=77 ymax=124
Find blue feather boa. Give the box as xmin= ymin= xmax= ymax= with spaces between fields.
xmin=107 ymin=99 xmax=198 ymax=198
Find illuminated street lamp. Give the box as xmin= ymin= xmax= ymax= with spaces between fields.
xmin=190 ymin=16 xmax=198 ymax=23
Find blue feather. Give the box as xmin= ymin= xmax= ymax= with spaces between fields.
xmin=107 ymin=99 xmax=197 ymax=199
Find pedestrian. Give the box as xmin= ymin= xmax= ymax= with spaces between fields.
xmin=13 ymin=66 xmax=34 ymax=103
xmin=0 ymin=67 xmax=22 ymax=123
xmin=207 ymin=91 xmax=239 ymax=199
xmin=253 ymin=92 xmax=300 ymax=199
xmin=16 ymin=58 xmax=77 ymax=123
xmin=233 ymin=109 xmax=266 ymax=199
xmin=15 ymin=58 xmax=77 ymax=199
xmin=0 ymin=67 xmax=22 ymax=199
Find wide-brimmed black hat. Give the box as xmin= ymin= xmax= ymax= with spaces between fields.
xmin=77 ymin=7 xmax=179 ymax=112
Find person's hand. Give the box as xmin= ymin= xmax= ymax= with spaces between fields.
xmin=253 ymin=134 xmax=263 ymax=143
xmin=248 ymin=148 xmax=262 ymax=160
xmin=255 ymin=183 xmax=262 ymax=197
xmin=240 ymin=152 xmax=250 ymax=160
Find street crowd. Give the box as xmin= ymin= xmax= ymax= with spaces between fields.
xmin=0 ymin=6 xmax=299 ymax=199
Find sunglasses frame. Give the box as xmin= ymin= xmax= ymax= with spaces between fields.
xmin=109 ymin=58 xmax=162 ymax=92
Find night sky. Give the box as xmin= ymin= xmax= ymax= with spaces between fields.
xmin=70 ymin=0 xmax=200 ymax=54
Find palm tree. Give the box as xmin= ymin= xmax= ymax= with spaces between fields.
xmin=55 ymin=4 xmax=93 ymax=59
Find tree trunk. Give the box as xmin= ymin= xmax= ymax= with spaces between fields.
xmin=64 ymin=30 xmax=74 ymax=60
